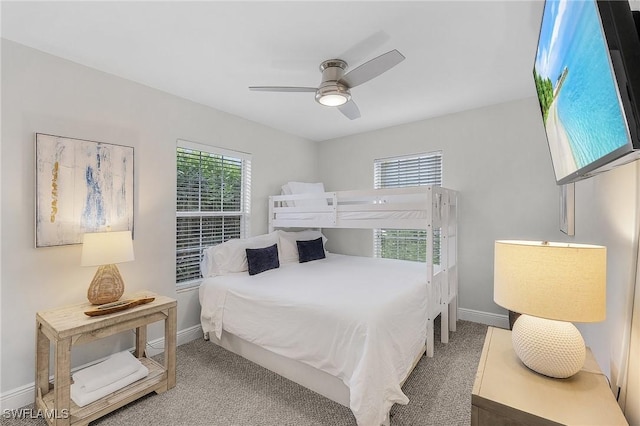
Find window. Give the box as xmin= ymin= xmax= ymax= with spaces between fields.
xmin=373 ymin=151 xmax=442 ymax=263
xmin=176 ymin=140 xmax=251 ymax=287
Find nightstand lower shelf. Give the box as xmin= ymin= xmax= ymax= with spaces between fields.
xmin=38 ymin=358 xmax=166 ymax=425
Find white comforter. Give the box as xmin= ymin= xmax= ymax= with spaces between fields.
xmin=199 ymin=254 xmax=428 ymax=426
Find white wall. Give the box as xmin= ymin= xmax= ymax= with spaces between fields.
xmin=574 ymin=162 xmax=639 ymax=388
xmin=317 ymin=97 xmax=639 ymax=387
xmin=0 ymin=40 xmax=319 ymax=401
xmin=622 ymin=251 xmax=640 ymax=423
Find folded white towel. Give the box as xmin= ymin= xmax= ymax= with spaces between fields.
xmin=72 ymin=350 xmax=142 ymax=393
xmin=71 ymin=364 xmax=149 ymax=407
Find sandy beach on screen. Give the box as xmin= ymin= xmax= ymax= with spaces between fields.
xmin=545 ymin=99 xmax=576 ymax=180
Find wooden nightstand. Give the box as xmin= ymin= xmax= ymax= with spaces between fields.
xmin=35 ymin=291 xmax=177 ymax=426
xmin=472 ymin=326 xmax=628 ymax=426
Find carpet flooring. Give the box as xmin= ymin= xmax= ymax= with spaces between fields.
xmin=3 ymin=320 xmax=488 ymax=426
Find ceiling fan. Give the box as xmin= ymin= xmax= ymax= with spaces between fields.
xmin=249 ymin=49 xmax=405 ymax=120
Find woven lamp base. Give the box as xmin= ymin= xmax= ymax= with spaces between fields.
xmin=511 ymin=314 xmax=585 ymax=378
xmin=87 ymin=264 xmax=125 ymax=305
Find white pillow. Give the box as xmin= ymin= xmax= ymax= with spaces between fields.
xmin=201 ymin=232 xmax=280 ymax=277
xmin=200 ymin=251 xmax=212 ymax=279
xmin=281 ymin=183 xmax=295 ymax=207
xmin=281 ymin=182 xmax=327 ymax=208
xmin=278 ymin=229 xmax=328 ymax=263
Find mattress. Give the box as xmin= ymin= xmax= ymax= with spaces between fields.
xmin=199 ymin=253 xmax=428 ymax=426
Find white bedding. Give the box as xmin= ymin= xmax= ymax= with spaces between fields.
xmin=199 ymin=253 xmax=428 ymax=426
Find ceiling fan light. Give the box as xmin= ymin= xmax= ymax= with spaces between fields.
xmin=318 ymin=93 xmax=349 ymax=106
xmin=315 ymin=84 xmax=351 ymax=107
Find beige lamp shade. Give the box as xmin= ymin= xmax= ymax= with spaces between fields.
xmin=81 ymin=231 xmax=135 ymax=266
xmin=81 ymin=231 xmax=134 ymax=305
xmin=494 ymin=240 xmax=606 ymax=323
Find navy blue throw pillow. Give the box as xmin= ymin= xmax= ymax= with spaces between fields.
xmin=246 ymin=244 xmax=280 ymax=276
xmin=296 ymin=237 xmax=326 ymax=263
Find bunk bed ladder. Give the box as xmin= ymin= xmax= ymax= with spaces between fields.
xmin=425 ymin=187 xmax=434 ymax=358
xmin=439 ymin=188 xmax=450 ymax=344
xmin=448 ymin=191 xmax=458 ymax=332
xmin=425 ymin=187 xmax=437 ymax=357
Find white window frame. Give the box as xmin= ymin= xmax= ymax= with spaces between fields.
xmin=373 ymin=151 xmax=442 ymax=262
xmin=176 ymin=139 xmax=251 ymax=289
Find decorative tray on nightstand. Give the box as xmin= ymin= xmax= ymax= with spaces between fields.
xmin=84 ymin=297 xmax=155 ymax=316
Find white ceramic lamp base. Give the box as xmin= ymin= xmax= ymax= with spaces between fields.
xmin=511 ymin=314 xmax=585 ymax=378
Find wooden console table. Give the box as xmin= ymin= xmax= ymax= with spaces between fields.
xmin=472 ymin=326 xmax=628 ymax=426
xmin=35 ymin=291 xmax=177 ymax=425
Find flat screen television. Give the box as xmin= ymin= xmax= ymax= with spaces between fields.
xmin=533 ymin=0 xmax=640 ymax=184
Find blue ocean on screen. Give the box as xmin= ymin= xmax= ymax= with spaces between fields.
xmin=555 ymin=0 xmax=629 ymax=168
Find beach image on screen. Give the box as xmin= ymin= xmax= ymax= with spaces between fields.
xmin=533 ymin=0 xmax=630 ymax=181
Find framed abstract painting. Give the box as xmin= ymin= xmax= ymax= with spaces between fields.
xmin=35 ymin=133 xmax=134 ymax=247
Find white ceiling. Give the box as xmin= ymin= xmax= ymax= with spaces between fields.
xmin=1 ymin=1 xmax=545 ymax=142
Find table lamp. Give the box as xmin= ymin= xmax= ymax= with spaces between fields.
xmin=493 ymin=240 xmax=606 ymax=378
xmin=81 ymin=230 xmax=135 ymax=305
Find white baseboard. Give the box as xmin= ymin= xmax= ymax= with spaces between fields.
xmin=144 ymin=324 xmax=203 ymax=357
xmin=0 ymin=324 xmax=203 ymax=411
xmin=0 ymin=382 xmax=36 ymax=414
xmin=458 ymin=308 xmax=509 ymax=329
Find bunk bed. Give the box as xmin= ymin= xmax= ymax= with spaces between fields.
xmin=199 ymin=184 xmax=458 ymax=426
xmin=268 ymin=184 xmax=459 ymax=356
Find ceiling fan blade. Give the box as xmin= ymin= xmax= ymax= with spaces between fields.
xmin=338 ymin=30 xmax=391 ymax=65
xmin=249 ymin=86 xmax=317 ymax=93
xmin=340 ymin=49 xmax=405 ymax=88
xmin=338 ymin=100 xmax=361 ymax=120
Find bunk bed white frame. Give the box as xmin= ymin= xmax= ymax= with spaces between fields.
xmin=268 ymin=185 xmax=459 ymax=357
xmin=202 ymin=185 xmax=457 ymax=425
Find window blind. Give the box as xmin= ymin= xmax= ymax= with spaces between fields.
xmin=373 ymin=151 xmax=442 ymax=263
xmin=374 ymin=152 xmax=442 ymax=188
xmin=176 ymin=141 xmax=251 ymax=286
